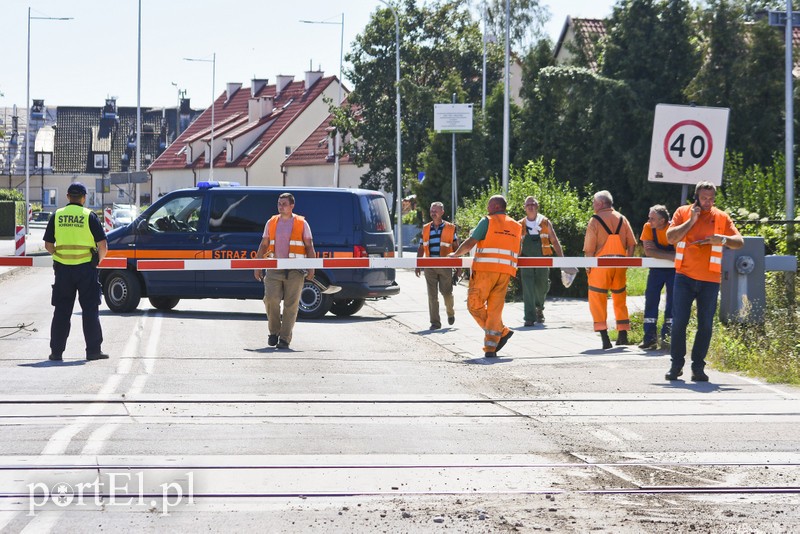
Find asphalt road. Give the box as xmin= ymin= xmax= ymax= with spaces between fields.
xmin=1 ymin=265 xmax=800 ymax=532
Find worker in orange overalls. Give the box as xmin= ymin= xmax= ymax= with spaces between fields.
xmin=449 ymin=195 xmax=522 ymax=357
xmin=583 ymin=190 xmax=636 ymax=350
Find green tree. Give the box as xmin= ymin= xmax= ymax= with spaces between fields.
xmin=481 ymin=0 xmax=549 ymax=53
xmin=345 ymin=0 xmax=488 ymax=219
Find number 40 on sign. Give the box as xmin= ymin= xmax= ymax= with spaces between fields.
xmin=647 ymin=103 xmax=730 ymax=186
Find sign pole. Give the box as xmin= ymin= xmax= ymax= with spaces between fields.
xmin=451 ymin=93 xmax=457 ymax=219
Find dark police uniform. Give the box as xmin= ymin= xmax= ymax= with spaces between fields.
xmin=44 ymin=197 xmax=107 ymax=360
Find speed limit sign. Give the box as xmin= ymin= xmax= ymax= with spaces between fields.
xmin=648 ymin=104 xmax=729 ymax=186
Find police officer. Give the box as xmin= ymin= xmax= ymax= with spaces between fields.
xmin=44 ymin=182 xmax=110 ymax=361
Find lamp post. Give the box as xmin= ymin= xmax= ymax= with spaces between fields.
xmin=299 ymin=14 xmax=344 ymax=188
xmin=25 ymin=7 xmax=72 ymax=234
xmin=501 ymin=0 xmax=510 ymax=195
xmin=170 ymin=82 xmax=185 ymax=140
xmin=378 ymin=0 xmax=402 ymax=257
xmin=184 ymin=53 xmax=216 ymax=181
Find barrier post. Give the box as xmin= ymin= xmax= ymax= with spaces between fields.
xmin=15 ymin=225 xmax=26 ymax=256
xmin=104 ymin=207 xmax=113 ymax=233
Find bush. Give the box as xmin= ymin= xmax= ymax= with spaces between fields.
xmin=455 ymin=158 xmax=593 ymax=298
xmin=708 ymin=272 xmax=800 ymax=383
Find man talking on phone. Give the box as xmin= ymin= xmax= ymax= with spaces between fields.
xmin=665 ymin=181 xmax=743 ymax=382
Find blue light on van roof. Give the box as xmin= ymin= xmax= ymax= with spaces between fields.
xmin=197 ymin=181 xmax=241 ymax=189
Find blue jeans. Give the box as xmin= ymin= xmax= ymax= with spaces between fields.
xmin=670 ymin=273 xmax=720 ymax=372
xmin=643 ymin=268 xmax=675 ymax=341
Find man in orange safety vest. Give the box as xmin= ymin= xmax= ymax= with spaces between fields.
xmin=449 ymin=195 xmax=522 ymax=358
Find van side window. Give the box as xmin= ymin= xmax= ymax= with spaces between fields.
xmin=210 ymin=193 xmax=276 ymax=233
xmin=147 ymin=195 xmax=203 ymax=233
xmin=359 ymin=195 xmax=391 ymax=233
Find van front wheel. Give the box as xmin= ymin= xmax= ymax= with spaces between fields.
xmin=330 ymin=298 xmax=365 ymax=317
xmin=149 ymin=297 xmax=180 ymax=311
xmin=103 ymin=270 xmax=141 ymax=313
xmin=298 ymin=280 xmax=333 ymax=319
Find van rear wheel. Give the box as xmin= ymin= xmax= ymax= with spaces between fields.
xmin=149 ymin=297 xmax=180 ymax=311
xmin=103 ymin=270 xmax=141 ymax=313
xmin=298 ymin=280 xmax=333 ymax=319
xmin=330 ymin=298 xmax=365 ymax=317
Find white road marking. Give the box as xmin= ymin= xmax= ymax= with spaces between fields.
xmin=19 ymin=511 xmax=63 ymax=533
xmin=80 ymin=423 xmax=120 ymax=455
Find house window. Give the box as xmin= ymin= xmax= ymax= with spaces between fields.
xmin=284 ymin=146 xmax=293 ymax=157
xmin=94 ymin=153 xmax=109 ymax=170
xmin=43 ymin=188 xmax=57 ymax=207
xmin=87 ymin=190 xmax=97 ymax=207
xmin=35 ymin=153 xmax=52 ymax=170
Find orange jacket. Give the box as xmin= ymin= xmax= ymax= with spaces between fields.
xmin=421 ymin=221 xmax=457 ymax=257
xmin=473 ymin=214 xmax=522 ymax=276
xmin=266 ymin=214 xmax=307 ymax=258
xmin=673 ymin=206 xmax=733 ymax=278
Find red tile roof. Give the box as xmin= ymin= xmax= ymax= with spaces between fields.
xmin=149 ymin=75 xmax=336 ymax=171
xmin=283 ymin=99 xmax=360 ymax=168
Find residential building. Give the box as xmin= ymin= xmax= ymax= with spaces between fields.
xmin=148 ymin=71 xmax=345 ymax=196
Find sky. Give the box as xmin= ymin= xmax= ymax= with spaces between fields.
xmin=1 ymin=1 xmax=615 ymax=111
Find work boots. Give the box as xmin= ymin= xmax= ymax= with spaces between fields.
xmin=616 ymin=330 xmax=629 ymax=346
xmin=600 ymin=330 xmax=612 ymax=350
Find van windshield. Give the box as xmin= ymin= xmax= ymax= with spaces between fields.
xmin=359 ymin=195 xmax=391 ymax=233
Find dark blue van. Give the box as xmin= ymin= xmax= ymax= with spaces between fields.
xmin=101 ymin=183 xmax=399 ymax=319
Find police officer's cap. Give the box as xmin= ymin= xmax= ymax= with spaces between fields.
xmin=67 ymin=182 xmax=87 ymax=196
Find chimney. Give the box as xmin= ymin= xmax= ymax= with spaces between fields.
xmin=226 ymin=82 xmax=242 ymax=102
xmin=251 ymin=78 xmax=268 ymax=97
xmin=305 ymin=70 xmax=324 ymax=91
xmin=275 ymin=75 xmax=294 ymax=96
xmin=248 ymin=96 xmax=274 ymax=122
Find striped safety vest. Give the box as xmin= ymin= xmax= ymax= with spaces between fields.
xmin=266 ymin=214 xmax=307 ymax=258
xmin=674 ymin=211 xmax=728 ymax=274
xmin=421 ymin=221 xmax=457 ymax=257
xmin=53 ymin=204 xmax=96 ymax=265
xmin=473 ymin=214 xmax=522 ymax=276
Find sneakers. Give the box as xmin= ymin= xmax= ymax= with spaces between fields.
xmin=448 ymin=316 xmax=455 ymax=326
xmin=484 ymin=351 xmax=497 ymax=358
xmin=665 ymin=368 xmax=684 ymax=380
xmin=691 ymin=370 xmax=709 ymax=382
xmin=48 ymin=353 xmax=62 ymax=362
xmin=638 ymin=338 xmax=658 ymax=350
xmin=523 ymin=321 xmax=535 ymax=327
xmin=86 ymin=352 xmax=110 ymax=361
xmin=536 ymin=310 xmax=545 ymax=324
xmin=496 ymin=330 xmax=514 ymax=352
xmin=600 ymin=330 xmax=612 ymax=350
xmin=276 ymin=339 xmax=290 ymax=349
xmin=616 ymin=330 xmax=629 ymax=346
xmin=430 ymin=323 xmax=441 ymax=330
xmin=268 ymin=334 xmax=279 ymax=347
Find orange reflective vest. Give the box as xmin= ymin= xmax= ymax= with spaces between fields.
xmin=674 ymin=212 xmax=728 ymax=274
xmin=421 ymin=221 xmax=457 ymax=257
xmin=518 ymin=216 xmax=554 ymax=256
xmin=591 ymin=214 xmax=627 ymax=257
xmin=473 ymin=214 xmax=522 ymax=276
xmin=266 ymin=214 xmax=307 ymax=258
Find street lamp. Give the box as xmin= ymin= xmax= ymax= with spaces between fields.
xmin=378 ymin=0 xmax=403 ymax=257
xmin=25 ymin=7 xmax=72 ymax=234
xmin=184 ymin=53 xmax=216 ymax=181
xmin=501 ymin=0 xmax=510 ymax=195
xmin=299 ymin=14 xmax=344 ymax=188
xmin=170 ymin=82 xmax=185 ymax=140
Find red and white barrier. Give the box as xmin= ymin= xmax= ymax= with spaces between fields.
xmin=104 ymin=207 xmax=113 ymax=232
xmin=0 ymin=255 xmax=674 ymax=270
xmin=14 ymin=226 xmax=25 ymax=256
xmin=132 ymin=256 xmax=675 ymax=271
xmin=27 ymin=205 xmax=32 ymax=223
